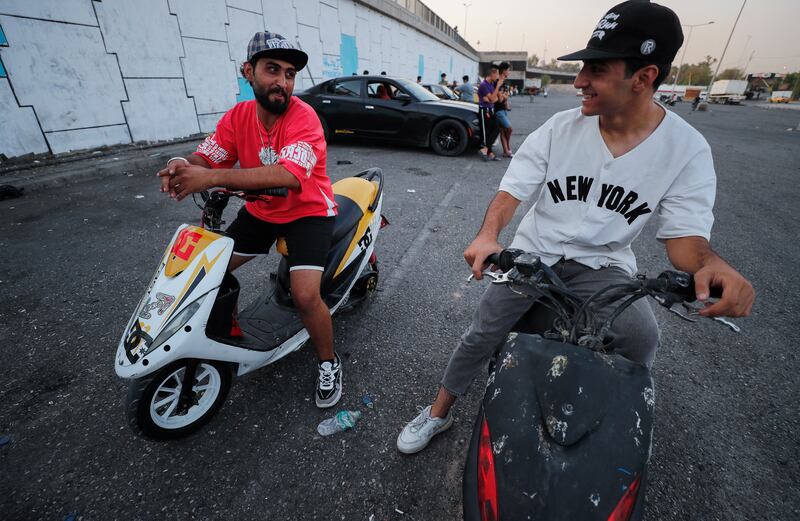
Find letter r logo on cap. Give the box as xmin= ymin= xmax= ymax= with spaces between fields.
xmin=640 ymin=39 xmax=656 ymax=55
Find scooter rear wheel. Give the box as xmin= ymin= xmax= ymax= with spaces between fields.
xmin=126 ymin=359 xmax=232 ymax=440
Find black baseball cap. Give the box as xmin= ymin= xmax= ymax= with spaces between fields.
xmin=247 ymin=31 xmax=308 ymax=71
xmin=558 ymin=0 xmax=683 ymax=63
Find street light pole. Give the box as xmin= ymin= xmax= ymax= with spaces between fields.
xmin=495 ymin=21 xmax=502 ymax=50
xmin=462 ymin=3 xmax=471 ymax=40
xmin=706 ymin=0 xmax=748 ymax=100
xmin=670 ymin=21 xmax=714 ymax=98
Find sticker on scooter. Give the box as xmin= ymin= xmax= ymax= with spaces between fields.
xmin=358 ymin=227 xmax=373 ymax=250
xmin=138 ymin=292 xmax=176 ymax=320
xmin=123 ymin=320 xmax=154 ymax=362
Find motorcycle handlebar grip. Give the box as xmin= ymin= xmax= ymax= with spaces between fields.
xmin=246 ymin=187 xmax=289 ymax=197
xmin=657 ymin=271 xmax=723 ymax=301
xmin=487 ymin=249 xmax=523 ymax=272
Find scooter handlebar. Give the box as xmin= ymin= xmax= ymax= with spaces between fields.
xmin=244 ymin=187 xmax=289 ymax=197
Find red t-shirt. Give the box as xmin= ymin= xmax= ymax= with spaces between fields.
xmin=193 ymin=97 xmax=337 ymax=223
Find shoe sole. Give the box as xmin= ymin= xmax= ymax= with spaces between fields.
xmin=315 ymin=374 xmax=342 ymax=409
xmin=396 ymin=415 xmax=454 ymax=454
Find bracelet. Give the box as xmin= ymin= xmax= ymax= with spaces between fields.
xmin=167 ymin=156 xmax=190 ymax=167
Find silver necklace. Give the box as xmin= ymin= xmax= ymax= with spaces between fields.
xmin=256 ymin=110 xmax=279 ymax=165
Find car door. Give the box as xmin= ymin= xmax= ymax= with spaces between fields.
xmin=318 ymin=78 xmax=365 ymax=135
xmin=359 ymin=80 xmax=411 ymax=140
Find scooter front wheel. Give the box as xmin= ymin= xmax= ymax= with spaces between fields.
xmin=126 ymin=359 xmax=232 ymax=440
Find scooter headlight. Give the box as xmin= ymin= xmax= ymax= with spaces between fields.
xmin=147 ymin=295 xmax=206 ymax=354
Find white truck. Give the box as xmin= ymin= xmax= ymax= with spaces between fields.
xmin=708 ymin=79 xmax=747 ymax=104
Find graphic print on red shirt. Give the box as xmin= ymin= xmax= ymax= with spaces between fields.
xmin=194 ymin=97 xmax=337 ymax=224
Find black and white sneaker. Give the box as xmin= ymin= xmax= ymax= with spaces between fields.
xmin=315 ymin=353 xmax=342 ymax=408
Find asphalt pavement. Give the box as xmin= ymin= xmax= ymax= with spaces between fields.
xmin=1 ymin=93 xmax=798 ymax=521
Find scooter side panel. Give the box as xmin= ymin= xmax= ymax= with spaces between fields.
xmin=470 ymin=333 xmax=654 ymax=519
xmin=115 ymin=228 xmax=234 ymax=377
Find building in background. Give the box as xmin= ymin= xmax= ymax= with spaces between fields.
xmin=0 ymin=0 xmax=477 ymax=160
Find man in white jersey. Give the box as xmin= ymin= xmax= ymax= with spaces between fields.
xmin=397 ymin=0 xmax=755 ymax=454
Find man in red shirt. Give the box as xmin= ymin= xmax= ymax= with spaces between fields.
xmin=157 ymin=32 xmax=343 ymax=408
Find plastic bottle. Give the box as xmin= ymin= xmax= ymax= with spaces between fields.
xmin=317 ymin=410 xmax=362 ymax=436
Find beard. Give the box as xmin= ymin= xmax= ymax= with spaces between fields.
xmin=253 ymin=84 xmax=289 ymax=115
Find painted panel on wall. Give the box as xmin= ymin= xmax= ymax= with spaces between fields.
xmin=418 ymin=54 xmax=424 ymax=78
xmin=0 ymin=24 xmax=6 ymax=45
xmin=0 ymin=15 xmax=126 ymax=131
xmin=262 ymin=0 xmax=296 ymax=41
xmin=322 ymin=55 xmax=342 ymax=79
xmin=168 ymin=0 xmax=228 ymax=41
xmin=338 ymin=0 xmax=356 ymax=35
xmin=198 ymin=113 xmax=224 ymax=134
xmin=95 ymin=0 xmax=184 ymax=78
xmin=227 ymin=0 xmax=262 ymax=13
xmin=45 ymin=125 xmax=131 ymax=155
xmin=236 ymin=78 xmax=254 ymax=102
xmin=182 ymin=38 xmax=238 ymax=114
xmin=296 ymin=24 xmax=322 ymax=89
xmin=0 ymin=0 xmax=97 ymax=26
xmin=0 ymin=59 xmax=5 ymax=78
xmin=340 ymin=34 xmax=357 ymax=76
xmin=226 ymin=7 xmax=264 ymax=66
xmin=122 ymin=79 xmax=200 ymax=142
xmin=293 ymin=0 xmax=320 ymax=28
xmin=0 ymin=80 xmax=49 ymax=157
xmin=319 ymin=4 xmax=339 ymax=56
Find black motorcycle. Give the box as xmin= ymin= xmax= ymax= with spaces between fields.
xmin=462 ymin=250 xmax=730 ymax=521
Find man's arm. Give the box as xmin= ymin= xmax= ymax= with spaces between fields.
xmin=664 ymin=236 xmax=754 ymax=317
xmin=464 ymin=191 xmax=521 ymax=279
xmin=158 ymin=159 xmax=300 ymax=201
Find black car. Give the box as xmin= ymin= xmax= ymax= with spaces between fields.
xmin=297 ymin=75 xmax=481 ymax=156
xmin=423 ymin=83 xmax=459 ymax=101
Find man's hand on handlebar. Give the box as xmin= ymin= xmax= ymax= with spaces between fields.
xmin=464 ymin=235 xmax=503 ymax=280
xmin=692 ymin=259 xmax=754 ymax=318
xmin=158 ymin=164 xmax=214 ymax=201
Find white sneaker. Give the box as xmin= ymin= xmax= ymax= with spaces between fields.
xmin=397 ymin=405 xmax=453 ymax=454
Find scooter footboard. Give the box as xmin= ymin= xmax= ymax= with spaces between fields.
xmin=464 ymin=333 xmax=654 ymax=519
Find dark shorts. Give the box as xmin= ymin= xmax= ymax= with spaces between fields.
xmin=225 ymin=207 xmax=334 ymax=271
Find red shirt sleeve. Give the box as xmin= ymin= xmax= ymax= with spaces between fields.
xmin=193 ymin=109 xmax=238 ymax=169
xmin=276 ymin=107 xmax=325 ymax=192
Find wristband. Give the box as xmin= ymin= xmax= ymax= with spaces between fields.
xmin=167 ymin=156 xmax=190 ymax=167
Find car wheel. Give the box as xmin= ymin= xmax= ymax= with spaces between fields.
xmin=430 ymin=119 xmax=468 ymax=156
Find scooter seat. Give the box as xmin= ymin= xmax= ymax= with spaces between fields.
xmin=332 ymin=194 xmax=363 ymax=243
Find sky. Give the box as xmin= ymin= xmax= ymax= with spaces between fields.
xmin=421 ymin=0 xmax=800 ymax=75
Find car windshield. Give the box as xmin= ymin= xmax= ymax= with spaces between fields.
xmin=398 ymin=80 xmax=439 ymax=102
xmin=439 ymin=85 xmax=457 ymax=98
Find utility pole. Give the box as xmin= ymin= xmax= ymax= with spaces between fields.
xmin=670 ymin=21 xmax=715 ymax=98
xmin=706 ymin=0 xmax=747 ymax=100
xmin=495 ymin=21 xmax=502 ymax=51
xmin=462 ymin=3 xmax=471 ymax=40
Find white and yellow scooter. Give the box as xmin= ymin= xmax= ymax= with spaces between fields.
xmin=115 ymin=169 xmax=386 ymax=440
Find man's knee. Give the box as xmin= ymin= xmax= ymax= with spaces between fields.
xmin=608 ymin=301 xmax=660 ymax=367
xmin=292 ymin=286 xmax=322 ymax=313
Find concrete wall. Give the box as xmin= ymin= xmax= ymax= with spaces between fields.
xmin=0 ymin=0 xmax=478 ymax=159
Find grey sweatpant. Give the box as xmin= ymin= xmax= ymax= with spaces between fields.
xmin=441 ymin=260 xmax=660 ymax=396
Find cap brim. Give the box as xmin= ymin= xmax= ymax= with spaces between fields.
xmin=557 ymin=47 xmax=635 ymax=61
xmin=251 ymin=48 xmax=308 ymax=71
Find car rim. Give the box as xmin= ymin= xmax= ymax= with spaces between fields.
xmin=438 ymin=125 xmax=459 ymax=150
xmin=149 ymin=363 xmax=222 ymax=429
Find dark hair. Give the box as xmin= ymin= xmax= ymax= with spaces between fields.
xmin=498 ymin=61 xmax=511 ymax=73
xmin=489 ymin=64 xmax=499 ymax=72
xmin=462 ymin=75 xmax=469 ymax=81
xmin=623 ymin=58 xmax=671 ymax=90
xmin=441 ymin=72 xmax=446 ymax=77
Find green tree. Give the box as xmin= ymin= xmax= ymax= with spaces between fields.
xmin=784 ymin=72 xmax=800 ymax=99
xmin=541 ymin=74 xmax=551 ymax=87
xmin=675 ymin=56 xmax=717 ymax=85
xmin=527 ymin=54 xmax=540 ymax=68
xmin=718 ymin=68 xmax=744 ymax=80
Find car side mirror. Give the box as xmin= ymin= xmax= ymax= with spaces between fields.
xmin=394 ymin=92 xmax=411 ymax=102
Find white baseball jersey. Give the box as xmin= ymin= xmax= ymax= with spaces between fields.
xmin=499 ymin=107 xmax=716 ymax=275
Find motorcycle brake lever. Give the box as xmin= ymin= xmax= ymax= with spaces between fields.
xmin=467 ymin=270 xmax=511 ymax=284
xmin=681 ymin=301 xmax=741 ymax=332
xmin=666 ymin=305 xmax=698 ymax=323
